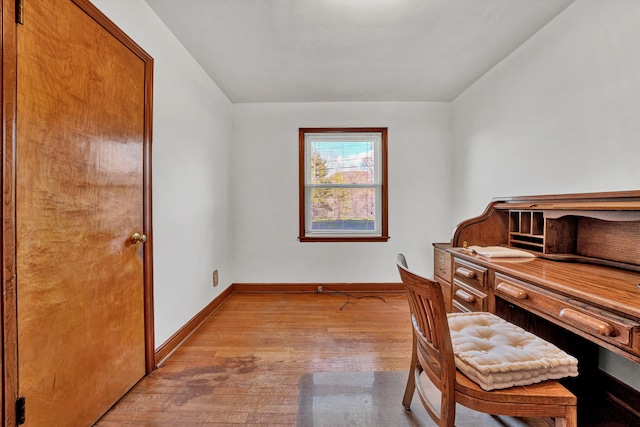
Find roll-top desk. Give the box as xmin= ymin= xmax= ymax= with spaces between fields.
xmin=433 ymin=191 xmax=640 ymax=424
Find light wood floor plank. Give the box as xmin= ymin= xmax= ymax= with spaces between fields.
xmin=96 ymin=292 xmax=412 ymax=426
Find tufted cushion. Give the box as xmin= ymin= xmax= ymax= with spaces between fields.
xmin=448 ymin=312 xmax=578 ymax=391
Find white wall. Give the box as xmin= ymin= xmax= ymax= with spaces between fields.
xmin=232 ymin=102 xmax=452 ymax=281
xmin=93 ymin=0 xmax=234 ymax=347
xmin=451 ymin=0 xmax=640 ymax=390
xmin=452 ymin=0 xmax=640 ymax=221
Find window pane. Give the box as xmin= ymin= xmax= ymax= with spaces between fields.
xmin=309 ymin=141 xmax=375 ymax=185
xmin=310 ymin=187 xmax=376 ymax=231
xmin=299 ymin=127 xmax=388 ymax=241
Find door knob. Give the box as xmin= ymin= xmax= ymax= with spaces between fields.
xmin=130 ymin=232 xmax=147 ymax=245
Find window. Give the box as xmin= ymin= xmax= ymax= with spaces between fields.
xmin=298 ymin=127 xmax=388 ymax=242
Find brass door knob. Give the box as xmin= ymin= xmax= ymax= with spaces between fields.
xmin=130 ymin=232 xmax=147 ymax=245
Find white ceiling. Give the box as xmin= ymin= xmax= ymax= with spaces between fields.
xmin=145 ymin=0 xmax=575 ymax=103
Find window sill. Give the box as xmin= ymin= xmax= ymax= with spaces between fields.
xmin=298 ymin=236 xmax=390 ymax=243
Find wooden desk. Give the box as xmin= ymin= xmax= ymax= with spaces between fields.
xmin=433 ymin=191 xmax=640 ymax=424
xmin=434 ymin=243 xmax=640 ymax=364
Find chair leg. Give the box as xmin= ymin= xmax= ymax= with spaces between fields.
xmin=555 ymin=404 xmax=577 ymax=427
xmin=402 ymin=336 xmax=419 ymax=410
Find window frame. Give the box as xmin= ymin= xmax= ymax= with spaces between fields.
xmin=298 ymin=127 xmax=389 ymax=242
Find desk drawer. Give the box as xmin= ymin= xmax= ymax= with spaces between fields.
xmin=453 ymin=279 xmax=487 ymax=312
xmin=435 ymin=276 xmax=452 ymax=313
xmin=434 ymin=248 xmax=452 ymax=282
xmin=453 ymin=258 xmax=486 ymax=290
xmin=494 ymin=272 xmax=640 ymax=351
xmin=452 ymin=299 xmax=471 ymax=313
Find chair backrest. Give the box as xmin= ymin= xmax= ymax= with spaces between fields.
xmin=396 ymin=254 xmax=456 ymax=399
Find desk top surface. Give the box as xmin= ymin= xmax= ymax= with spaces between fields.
xmin=438 ymin=244 xmax=640 ymax=320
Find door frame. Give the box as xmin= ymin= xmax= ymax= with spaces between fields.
xmin=1 ymin=0 xmax=155 ymax=425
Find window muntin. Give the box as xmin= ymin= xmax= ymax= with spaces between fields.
xmin=299 ymin=128 xmax=388 ymax=242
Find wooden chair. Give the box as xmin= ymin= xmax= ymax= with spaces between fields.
xmin=396 ymin=254 xmax=577 ymax=427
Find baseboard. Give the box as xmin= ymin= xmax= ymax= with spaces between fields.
xmin=232 ymin=282 xmax=404 ymax=293
xmin=154 ymin=285 xmax=235 ymax=367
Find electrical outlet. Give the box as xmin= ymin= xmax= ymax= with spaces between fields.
xmin=317 ymin=285 xmax=323 ymax=293
xmin=213 ymin=269 xmax=219 ymax=287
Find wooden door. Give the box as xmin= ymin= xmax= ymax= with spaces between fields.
xmin=13 ymin=0 xmax=154 ymax=425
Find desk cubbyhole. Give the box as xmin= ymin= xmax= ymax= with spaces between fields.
xmin=520 ymin=211 xmax=531 ymax=234
xmin=509 ymin=210 xmax=545 ymax=253
xmin=509 ymin=210 xmax=544 ymax=236
xmin=509 ymin=211 xmax=520 ymax=233
xmin=532 ymin=212 xmax=544 ymax=235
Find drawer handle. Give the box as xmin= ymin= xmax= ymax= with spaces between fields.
xmin=496 ymin=282 xmax=528 ymax=300
xmin=455 ymin=267 xmax=476 ymax=279
xmin=455 ymin=289 xmax=476 ymax=303
xmin=559 ymin=308 xmax=615 ymax=337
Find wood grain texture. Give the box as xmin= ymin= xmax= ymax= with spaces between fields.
xmin=452 ymin=202 xmax=510 ymax=248
xmin=575 ymin=218 xmax=640 ymax=265
xmin=495 ymin=299 xmax=640 ymax=426
xmin=450 ymin=248 xmax=640 ymax=362
xmin=493 ymin=190 xmax=640 ymax=209
xmin=155 ymin=286 xmax=235 ymax=367
xmin=544 ymin=216 xmax=577 ymax=254
xmin=459 ymin=192 xmax=640 ymax=265
xmin=97 ymin=292 xmax=413 ymax=426
xmin=434 ymin=247 xmax=452 ymax=282
xmin=441 ymin=190 xmax=640 ymax=364
xmin=15 ymin=0 xmax=150 ymax=425
xmin=69 ymin=0 xmax=156 ymax=373
xmin=494 ymin=272 xmax=638 ymax=347
xmin=98 ymin=291 xmax=638 ymax=426
xmin=1 ymin=0 xmax=19 ymax=425
xmin=397 ymin=256 xmax=577 ymax=427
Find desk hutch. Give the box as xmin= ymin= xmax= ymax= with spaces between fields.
xmin=433 ymin=191 xmax=640 ymax=425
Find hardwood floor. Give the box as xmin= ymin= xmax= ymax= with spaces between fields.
xmin=96 ymin=291 xmax=413 ymax=426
